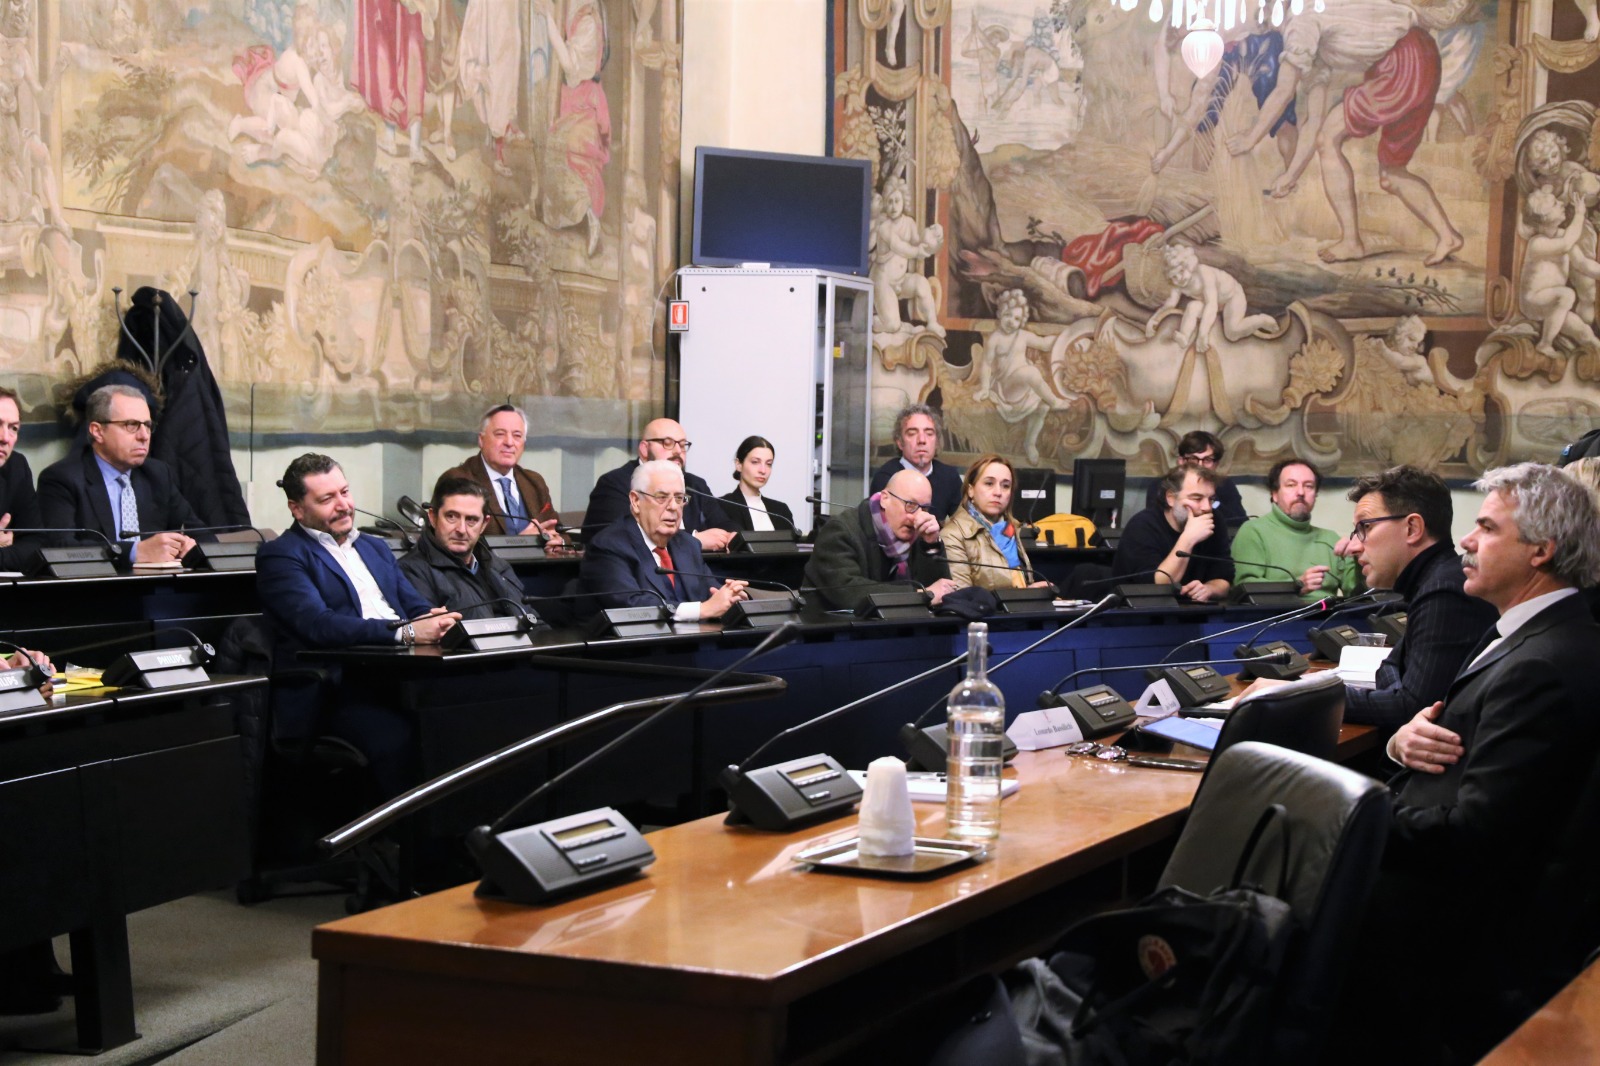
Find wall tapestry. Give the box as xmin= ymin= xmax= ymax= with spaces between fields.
xmin=0 ymin=0 xmax=681 ymax=434
xmin=834 ymin=0 xmax=1600 ymax=479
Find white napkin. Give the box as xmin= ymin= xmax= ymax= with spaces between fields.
xmin=857 ymin=756 xmax=916 ymax=857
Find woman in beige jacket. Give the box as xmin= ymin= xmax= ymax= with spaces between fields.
xmin=941 ymin=454 xmax=1053 ymax=592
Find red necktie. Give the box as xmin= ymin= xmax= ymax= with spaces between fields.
xmin=654 ymin=545 xmax=674 ymax=588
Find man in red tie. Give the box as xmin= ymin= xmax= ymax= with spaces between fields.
xmin=578 ymin=460 xmax=748 ymax=621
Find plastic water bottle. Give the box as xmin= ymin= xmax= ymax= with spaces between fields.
xmin=946 ymin=622 xmax=1004 ymax=842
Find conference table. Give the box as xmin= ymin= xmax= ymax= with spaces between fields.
xmin=312 ymin=721 xmax=1377 ymax=1065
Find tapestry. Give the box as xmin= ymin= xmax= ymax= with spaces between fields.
xmin=834 ymin=0 xmax=1600 ymax=478
xmin=0 ymin=0 xmax=681 ymax=434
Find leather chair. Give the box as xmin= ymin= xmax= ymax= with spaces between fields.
xmin=1198 ymin=670 xmax=1344 ymax=792
xmin=1159 ymin=741 xmax=1392 ymax=1064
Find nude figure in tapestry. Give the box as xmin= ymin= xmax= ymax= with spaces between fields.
xmin=1525 ymin=127 xmax=1600 ymax=323
xmin=1227 ymin=2 xmax=1464 ymax=266
xmin=870 ymin=178 xmax=945 ymax=340
xmin=1145 ymin=244 xmax=1276 ymax=354
xmin=1518 ymin=182 xmax=1600 ymax=355
xmin=972 ymin=289 xmax=1075 ymax=464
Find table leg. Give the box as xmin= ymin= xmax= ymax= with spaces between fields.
xmin=67 ymin=918 xmax=139 ymax=1052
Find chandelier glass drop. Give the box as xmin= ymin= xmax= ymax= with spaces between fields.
xmin=1118 ymin=0 xmax=1327 ymax=77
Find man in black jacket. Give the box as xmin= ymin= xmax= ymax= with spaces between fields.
xmin=1344 ymin=463 xmax=1600 ymax=1060
xmin=868 ymin=403 xmax=963 ymax=523
xmin=0 ymin=385 xmax=41 ymax=572
xmin=399 ymin=477 xmax=526 ymax=620
xmin=583 ymin=417 xmax=733 ymax=549
xmin=37 ymin=384 xmax=202 ymax=567
xmin=803 ymin=470 xmax=956 ymax=611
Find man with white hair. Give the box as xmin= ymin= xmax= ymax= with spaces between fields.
xmin=578 ymin=459 xmax=749 ymax=621
xmin=1343 ymin=463 xmax=1600 ymax=1060
xmin=438 ymin=403 xmax=562 ymax=544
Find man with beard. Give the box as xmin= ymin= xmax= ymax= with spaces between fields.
xmin=583 ymin=417 xmax=733 ymax=550
xmin=1112 ymin=463 xmax=1232 ymax=602
xmin=1230 ymin=457 xmax=1359 ymax=599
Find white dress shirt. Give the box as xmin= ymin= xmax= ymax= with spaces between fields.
xmin=302 ymin=525 xmax=405 ymax=641
xmin=637 ymin=522 xmax=701 ymax=622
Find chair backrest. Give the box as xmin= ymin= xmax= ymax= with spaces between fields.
xmin=1203 ymin=670 xmax=1344 ymax=785
xmin=1160 ymin=741 xmax=1391 ymax=1063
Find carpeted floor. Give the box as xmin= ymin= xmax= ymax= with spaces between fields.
xmin=0 ymin=889 xmax=347 ymax=1065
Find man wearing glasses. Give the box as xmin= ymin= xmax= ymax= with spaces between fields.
xmin=579 ymin=460 xmax=749 ymax=620
xmin=1141 ymin=430 xmax=1247 ymax=538
xmin=803 ymin=469 xmax=956 ymax=611
xmin=583 ymin=417 xmax=733 ymax=550
xmin=38 ymin=384 xmax=203 ymax=567
xmin=398 ymin=477 xmax=526 ymax=620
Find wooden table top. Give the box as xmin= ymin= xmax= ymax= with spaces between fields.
xmin=1481 ymin=957 xmax=1600 ymax=1064
xmin=313 ymin=746 xmax=1205 ymax=1007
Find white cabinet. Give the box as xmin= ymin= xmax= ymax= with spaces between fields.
xmin=676 ymin=269 xmax=873 ymax=536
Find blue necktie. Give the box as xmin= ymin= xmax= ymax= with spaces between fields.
xmin=117 ymin=474 xmax=140 ymax=540
xmin=499 ymin=477 xmax=529 ymax=534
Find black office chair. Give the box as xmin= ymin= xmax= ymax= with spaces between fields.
xmin=1197 ymin=670 xmax=1344 ymax=792
xmin=1158 ymin=742 xmax=1391 ymax=1064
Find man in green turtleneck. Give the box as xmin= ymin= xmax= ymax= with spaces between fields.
xmin=1231 ymin=458 xmax=1361 ymax=600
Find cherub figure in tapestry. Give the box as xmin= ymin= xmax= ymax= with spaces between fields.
xmin=230 ymin=6 xmax=363 ymax=178
xmin=870 ymin=177 xmax=945 ymax=342
xmin=1228 ymin=0 xmax=1464 ymax=267
xmin=1518 ymin=182 xmax=1600 ymax=357
xmin=1145 ymin=244 xmax=1276 ymax=354
xmin=1521 ymin=125 xmax=1600 ymax=325
xmin=971 ymin=288 xmax=1075 ymax=464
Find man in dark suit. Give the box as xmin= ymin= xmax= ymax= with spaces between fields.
xmin=255 ymin=453 xmax=459 ymax=795
xmin=868 ymin=403 xmax=963 ymax=522
xmin=1345 ymin=463 xmax=1600 ymax=1061
xmin=436 ymin=403 xmax=563 ymax=545
xmin=579 ymin=460 xmax=749 ymax=620
xmin=399 ymin=476 xmax=526 ymax=620
xmin=36 ymin=384 xmax=202 ymax=567
xmin=803 ymin=469 xmax=956 ymax=611
xmin=0 ymin=385 xmax=42 ymax=572
xmin=583 ymin=417 xmax=733 ymax=550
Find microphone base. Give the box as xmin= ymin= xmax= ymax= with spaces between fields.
xmin=1035 ymin=686 xmax=1137 ymax=740
xmin=994 ymin=587 xmax=1056 ymax=613
xmin=443 ymin=616 xmax=537 ymax=652
xmin=1307 ymin=624 xmax=1366 ymax=662
xmin=591 ymin=606 xmax=675 ymax=639
xmin=187 ymin=540 xmax=260 ymax=572
xmin=1234 ymin=641 xmax=1310 ymax=681
xmin=0 ymin=670 xmax=49 ymax=714
xmin=481 ymin=535 xmax=547 ymax=563
xmin=1371 ymin=612 xmax=1408 ymax=644
xmin=1231 ymin=580 xmax=1304 ymax=607
xmin=730 ymin=530 xmax=797 ymax=554
xmin=854 ymin=591 xmax=933 ymax=621
xmin=468 ymin=812 xmax=654 ymax=905
xmin=31 ymin=545 xmax=117 ymax=579
xmin=722 ymin=596 xmax=804 ymax=630
xmin=101 ymin=647 xmax=211 ymax=690
xmin=900 ymin=723 xmax=1020 ymax=772
xmin=720 ymin=757 xmax=862 ymax=831
xmin=1112 ymin=583 xmax=1178 ymax=609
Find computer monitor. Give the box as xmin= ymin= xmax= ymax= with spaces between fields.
xmin=1012 ymin=466 xmax=1055 ymax=529
xmin=1071 ymin=459 xmax=1125 ymax=529
xmin=692 ymin=147 xmax=872 ymax=275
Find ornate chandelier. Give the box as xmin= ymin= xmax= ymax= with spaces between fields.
xmin=1118 ymin=0 xmax=1328 ymax=77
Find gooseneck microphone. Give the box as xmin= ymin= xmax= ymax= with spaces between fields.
xmin=652 ymin=564 xmax=798 ymax=600
xmin=1078 ymin=565 xmax=1176 ymax=589
xmin=1176 ymin=550 xmax=1298 ymax=585
xmin=1157 ymin=595 xmax=1336 ymax=665
xmin=1234 ymin=588 xmax=1381 ymax=655
xmin=352 ymin=506 xmax=415 ymax=549
xmin=948 ymin=555 xmax=1050 ymax=591
xmin=1040 ymin=651 xmax=1290 ymax=701
xmin=688 ymin=487 xmax=797 ymax=531
xmin=4 ymin=525 xmax=120 ymax=550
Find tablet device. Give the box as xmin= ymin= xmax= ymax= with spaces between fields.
xmin=1139 ymin=716 xmax=1224 ymax=752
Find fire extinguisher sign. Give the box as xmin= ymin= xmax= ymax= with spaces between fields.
xmin=668 ymin=300 xmax=690 ymax=332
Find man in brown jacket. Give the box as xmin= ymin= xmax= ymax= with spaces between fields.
xmin=438 ymin=403 xmax=563 ymax=545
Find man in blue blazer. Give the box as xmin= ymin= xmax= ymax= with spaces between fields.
xmin=256 ymin=453 xmax=458 ymax=795
xmin=579 ymin=460 xmax=749 ymax=621
xmin=37 ymin=384 xmax=205 ymax=567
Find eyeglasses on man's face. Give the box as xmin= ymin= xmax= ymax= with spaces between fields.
xmin=98 ymin=419 xmax=155 ymax=435
xmin=643 ymin=437 xmax=692 ymax=452
xmin=638 ymin=491 xmax=688 ymax=507
xmin=1180 ymin=451 xmax=1219 ymax=465
xmin=883 ymin=488 xmax=927 ymax=515
xmin=1349 ymin=514 xmax=1407 ymax=542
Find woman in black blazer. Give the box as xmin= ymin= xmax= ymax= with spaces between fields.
xmin=719 ymin=435 xmax=795 ymax=533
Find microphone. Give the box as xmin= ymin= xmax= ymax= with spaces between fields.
xmin=1234 ymin=588 xmax=1380 ymax=655
xmin=1077 ymin=565 xmax=1175 ymax=589
xmin=653 ymin=564 xmax=798 ymax=600
xmin=688 ymin=487 xmax=797 ymax=531
xmin=1040 ymin=652 xmax=1288 ymax=702
xmin=522 ymin=585 xmax=673 ymax=636
xmin=0 ymin=638 xmax=51 ymax=713
xmin=0 ymin=638 xmax=52 ymax=688
xmin=494 ymin=622 xmax=804 ymax=833
xmin=352 ymin=506 xmax=414 ymax=549
xmin=947 ymin=555 xmax=1052 ymax=593
xmin=1017 ymin=469 xmax=1052 ymax=536
xmin=1157 ymin=595 xmax=1335 ymax=664
xmin=1175 ymin=549 xmax=1297 ymax=584
xmin=137 ymin=524 xmax=264 ymax=541
xmin=6 ymin=525 xmax=119 ymax=549
xmin=805 ymin=493 xmax=852 ymax=510
xmin=900 ymin=593 xmax=1121 ymax=768
xmin=45 ymin=625 xmax=216 ymax=690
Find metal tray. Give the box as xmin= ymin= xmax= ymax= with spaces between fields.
xmin=793 ymin=835 xmax=989 ymax=878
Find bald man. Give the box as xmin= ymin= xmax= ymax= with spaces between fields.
xmin=583 ymin=418 xmax=734 ymax=551
xmin=803 ymin=469 xmax=956 ymax=611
